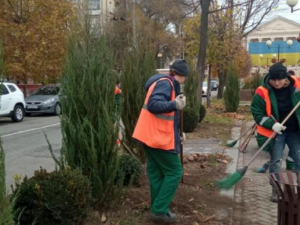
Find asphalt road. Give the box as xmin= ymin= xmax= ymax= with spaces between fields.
xmin=0 ymin=114 xmax=61 ymax=190
xmin=203 ymin=90 xmax=217 ymax=103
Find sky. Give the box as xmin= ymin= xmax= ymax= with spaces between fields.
xmin=264 ymin=0 xmax=300 ymax=24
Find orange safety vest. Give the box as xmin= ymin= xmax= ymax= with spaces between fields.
xmin=256 ymin=75 xmax=300 ymax=137
xmin=132 ymin=78 xmax=175 ymax=150
xmin=115 ymin=86 xmax=121 ymax=95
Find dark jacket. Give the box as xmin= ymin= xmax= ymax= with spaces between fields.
xmin=144 ymin=73 xmax=181 ymax=154
xmin=251 ymin=75 xmax=300 ymax=151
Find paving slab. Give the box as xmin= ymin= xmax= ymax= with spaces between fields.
xmin=231 ymin=121 xmax=287 ymax=225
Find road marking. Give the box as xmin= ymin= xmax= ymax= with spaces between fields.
xmin=1 ymin=123 xmax=60 ymax=138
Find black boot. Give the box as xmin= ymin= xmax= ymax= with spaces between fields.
xmin=271 ymin=188 xmax=278 ymax=202
xmin=151 ymin=211 xmax=177 ymax=223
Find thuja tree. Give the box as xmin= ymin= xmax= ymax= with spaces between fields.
xmin=121 ymin=46 xmax=156 ymax=162
xmin=183 ymin=62 xmax=200 ymax=132
xmin=0 ymin=41 xmax=14 ymax=224
xmin=223 ymin=65 xmax=240 ymax=112
xmin=60 ymin=9 xmax=121 ymax=205
xmin=0 ymin=139 xmax=14 ymax=225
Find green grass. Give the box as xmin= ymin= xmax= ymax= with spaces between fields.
xmin=204 ymin=114 xmax=232 ymax=124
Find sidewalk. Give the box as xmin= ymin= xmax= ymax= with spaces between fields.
xmin=231 ymin=121 xmax=284 ymax=225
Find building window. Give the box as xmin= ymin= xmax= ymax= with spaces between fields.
xmin=89 ymin=0 xmax=100 ymax=10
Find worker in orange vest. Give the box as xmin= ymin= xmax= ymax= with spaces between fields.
xmin=251 ymin=63 xmax=300 ymax=202
xmin=255 ymin=70 xmax=297 ymax=173
xmin=114 ymin=79 xmax=122 ymax=146
xmin=132 ymin=59 xmax=189 ymax=223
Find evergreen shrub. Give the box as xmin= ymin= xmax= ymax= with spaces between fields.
xmin=0 ymin=40 xmax=14 ymax=225
xmin=183 ymin=107 xmax=199 ymax=133
xmin=60 ymin=6 xmax=122 ymax=206
xmin=199 ymin=104 xmax=206 ymax=122
xmin=121 ymin=46 xmax=156 ymax=162
xmin=0 ymin=138 xmax=14 ymax=225
xmin=11 ymin=168 xmax=92 ymax=225
xmin=224 ymin=65 xmax=240 ymax=112
xmin=117 ymin=154 xmax=142 ymax=186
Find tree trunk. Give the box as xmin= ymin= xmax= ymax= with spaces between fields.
xmin=207 ymin=64 xmax=212 ymax=107
xmin=197 ymin=0 xmax=211 ymax=105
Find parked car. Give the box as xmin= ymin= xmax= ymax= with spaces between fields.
xmin=210 ymin=80 xmax=218 ymax=91
xmin=25 ymin=84 xmax=62 ymax=116
xmin=202 ymin=81 xmax=208 ymax=96
xmin=0 ymin=82 xmax=26 ymax=122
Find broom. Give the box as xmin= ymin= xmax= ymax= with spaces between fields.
xmin=226 ymin=123 xmax=256 ymax=147
xmin=216 ymin=100 xmax=300 ymax=190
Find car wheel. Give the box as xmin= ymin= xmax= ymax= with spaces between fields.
xmin=54 ymin=103 xmax=62 ymax=115
xmin=11 ymin=105 xmax=24 ymax=122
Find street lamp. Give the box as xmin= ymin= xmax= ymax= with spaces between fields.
xmin=266 ymin=40 xmax=293 ymax=62
xmin=259 ymin=54 xmax=277 ymax=69
xmin=259 ymin=54 xmax=270 ymax=69
xmin=157 ymin=52 xmax=163 ymax=68
xmin=286 ymin=0 xmax=300 ymax=13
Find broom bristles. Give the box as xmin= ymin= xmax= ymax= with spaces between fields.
xmin=226 ymin=140 xmax=237 ymax=147
xmin=216 ymin=166 xmax=248 ymax=190
xmin=216 ymin=172 xmax=242 ymax=190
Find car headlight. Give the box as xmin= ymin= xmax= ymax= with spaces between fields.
xmin=44 ymin=98 xmax=55 ymax=104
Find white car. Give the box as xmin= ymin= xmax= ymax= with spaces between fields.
xmin=0 ymin=82 xmax=26 ymax=122
xmin=202 ymin=81 xmax=208 ymax=96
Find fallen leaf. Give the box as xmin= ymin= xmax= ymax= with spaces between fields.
xmin=188 ymin=155 xmax=194 ymax=161
xmin=101 ymin=213 xmax=107 ymax=223
xmin=188 ymin=198 xmax=194 ymax=202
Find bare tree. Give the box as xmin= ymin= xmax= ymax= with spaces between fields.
xmin=192 ymin=0 xmax=280 ymax=103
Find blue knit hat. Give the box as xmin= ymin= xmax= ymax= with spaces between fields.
xmin=170 ymin=59 xmax=189 ymax=76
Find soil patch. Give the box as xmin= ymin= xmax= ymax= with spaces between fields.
xmin=85 ymin=154 xmax=235 ymax=225
xmin=84 ymin=101 xmax=251 ymax=225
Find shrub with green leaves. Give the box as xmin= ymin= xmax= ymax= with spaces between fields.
xmin=224 ymin=65 xmax=240 ymax=112
xmin=199 ymin=104 xmax=206 ymax=123
xmin=11 ymin=168 xmax=92 ymax=225
xmin=183 ymin=106 xmax=199 ymax=133
xmin=117 ymin=154 xmax=142 ymax=186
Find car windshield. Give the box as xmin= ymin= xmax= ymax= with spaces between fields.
xmin=203 ymin=82 xmax=208 ymax=87
xmin=33 ymin=86 xmax=60 ymax=95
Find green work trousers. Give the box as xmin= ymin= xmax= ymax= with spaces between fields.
xmin=144 ymin=145 xmax=183 ymax=214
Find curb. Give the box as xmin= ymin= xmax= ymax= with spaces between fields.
xmin=219 ymin=125 xmax=241 ymax=200
xmin=220 ymin=148 xmax=239 ymax=199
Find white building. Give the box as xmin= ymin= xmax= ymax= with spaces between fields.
xmin=246 ymin=16 xmax=300 ymax=77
